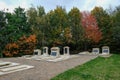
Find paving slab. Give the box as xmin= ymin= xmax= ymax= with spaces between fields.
xmin=0 ymin=62 xmax=11 ymax=67
xmin=0 ymin=61 xmax=34 ymax=76
xmin=0 ymin=62 xmax=19 ymax=69
xmin=0 ymin=54 xmax=98 ymax=80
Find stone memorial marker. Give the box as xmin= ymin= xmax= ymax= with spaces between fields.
xmin=34 ymin=49 xmax=41 ymax=56
xmin=92 ymin=48 xmax=99 ymax=54
xmin=102 ymin=46 xmax=110 ymax=54
xmin=50 ymin=47 xmax=60 ymax=57
xmin=63 ymin=46 xmax=70 ymax=55
xmin=42 ymin=47 xmax=49 ymax=56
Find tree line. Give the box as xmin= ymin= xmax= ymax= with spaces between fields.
xmin=0 ymin=5 xmax=120 ymax=57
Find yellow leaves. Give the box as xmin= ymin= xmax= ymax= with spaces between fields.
xmin=64 ymin=27 xmax=72 ymax=38
xmin=64 ymin=27 xmax=72 ymax=44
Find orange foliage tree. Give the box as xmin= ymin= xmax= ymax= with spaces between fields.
xmin=18 ymin=34 xmax=37 ymax=55
xmin=3 ymin=43 xmax=19 ymax=57
xmin=3 ymin=34 xmax=37 ymax=57
xmin=81 ymin=11 xmax=102 ymax=43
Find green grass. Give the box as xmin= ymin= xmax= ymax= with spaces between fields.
xmin=51 ymin=54 xmax=120 ymax=80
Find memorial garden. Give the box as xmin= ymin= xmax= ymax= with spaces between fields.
xmin=0 ymin=4 xmax=120 ymax=80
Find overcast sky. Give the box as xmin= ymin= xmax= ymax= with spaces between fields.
xmin=0 ymin=0 xmax=120 ymax=13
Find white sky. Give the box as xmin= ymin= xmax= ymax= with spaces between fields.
xmin=0 ymin=0 xmax=120 ymax=13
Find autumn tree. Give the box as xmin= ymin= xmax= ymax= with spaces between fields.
xmin=91 ymin=6 xmax=111 ymax=45
xmin=3 ymin=43 xmax=19 ymax=57
xmin=17 ymin=34 xmax=37 ymax=55
xmin=63 ymin=27 xmax=72 ymax=45
xmin=3 ymin=34 xmax=37 ymax=57
xmin=81 ymin=11 xmax=102 ymax=49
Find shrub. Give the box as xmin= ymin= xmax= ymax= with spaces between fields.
xmin=3 ymin=43 xmax=19 ymax=57
xmin=18 ymin=34 xmax=37 ymax=55
xmin=3 ymin=34 xmax=37 ymax=57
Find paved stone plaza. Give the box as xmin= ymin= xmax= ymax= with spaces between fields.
xmin=0 ymin=54 xmax=97 ymax=80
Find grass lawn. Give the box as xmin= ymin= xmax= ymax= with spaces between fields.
xmin=51 ymin=54 xmax=120 ymax=80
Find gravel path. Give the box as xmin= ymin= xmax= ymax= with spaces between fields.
xmin=0 ymin=54 xmax=97 ymax=80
